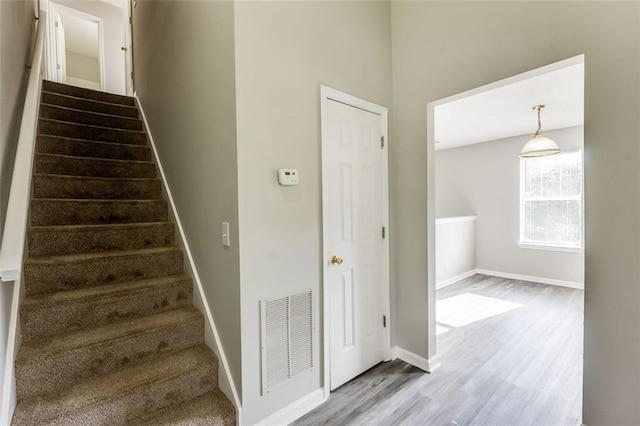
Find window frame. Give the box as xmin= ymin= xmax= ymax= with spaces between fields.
xmin=518 ymin=149 xmax=584 ymax=253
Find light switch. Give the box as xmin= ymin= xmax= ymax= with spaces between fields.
xmin=222 ymin=222 xmax=230 ymax=247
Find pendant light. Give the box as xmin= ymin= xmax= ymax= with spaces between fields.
xmin=520 ymin=104 xmax=560 ymax=158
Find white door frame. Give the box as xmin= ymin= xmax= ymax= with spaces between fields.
xmin=44 ymin=0 xmax=106 ymax=91
xmin=52 ymin=9 xmax=67 ymax=83
xmin=320 ymin=85 xmax=391 ymax=399
xmin=426 ymin=54 xmax=586 ymax=363
xmin=122 ymin=0 xmax=134 ymax=95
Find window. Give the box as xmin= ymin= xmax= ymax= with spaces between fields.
xmin=520 ymin=150 xmax=583 ymax=251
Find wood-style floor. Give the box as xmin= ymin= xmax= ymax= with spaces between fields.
xmin=294 ymin=274 xmax=584 ymax=426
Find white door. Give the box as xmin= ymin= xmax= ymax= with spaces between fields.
xmin=326 ymin=99 xmax=385 ymax=390
xmin=54 ymin=13 xmax=67 ymax=83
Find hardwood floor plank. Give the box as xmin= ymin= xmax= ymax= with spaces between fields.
xmin=294 ymin=274 xmax=583 ymax=426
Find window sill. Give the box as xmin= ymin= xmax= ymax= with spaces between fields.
xmin=518 ymin=243 xmax=584 ymax=253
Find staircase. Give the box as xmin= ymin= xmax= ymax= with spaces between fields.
xmin=11 ymin=81 xmax=235 ymax=426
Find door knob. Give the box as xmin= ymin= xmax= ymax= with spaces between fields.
xmin=121 ymin=46 xmax=128 ymax=52
xmin=331 ymin=255 xmax=343 ymax=265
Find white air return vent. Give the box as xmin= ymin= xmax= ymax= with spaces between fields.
xmin=261 ymin=290 xmax=313 ymax=394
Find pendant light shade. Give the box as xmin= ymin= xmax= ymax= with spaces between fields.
xmin=520 ymin=105 xmax=560 ymax=158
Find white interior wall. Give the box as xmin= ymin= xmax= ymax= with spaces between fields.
xmin=233 ymin=1 xmax=392 ymax=423
xmin=131 ymin=0 xmax=242 ymax=401
xmin=391 ymin=2 xmax=639 ymax=423
xmin=435 ymin=126 xmax=584 ymax=285
xmin=65 ymin=51 xmax=99 ymax=83
xmin=53 ymin=0 xmax=124 ymax=94
xmin=436 ymin=217 xmax=476 ymax=288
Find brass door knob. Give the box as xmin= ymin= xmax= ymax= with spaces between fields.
xmin=331 ymin=255 xmax=343 ymax=265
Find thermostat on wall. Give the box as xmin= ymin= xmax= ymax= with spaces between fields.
xmin=278 ymin=169 xmax=299 ymax=186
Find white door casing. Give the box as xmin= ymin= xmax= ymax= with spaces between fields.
xmin=321 ymin=87 xmax=390 ymax=393
xmin=54 ymin=13 xmax=66 ymax=83
xmin=123 ymin=0 xmax=134 ymax=95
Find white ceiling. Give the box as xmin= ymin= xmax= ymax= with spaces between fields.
xmin=59 ymin=12 xmax=99 ymax=59
xmin=100 ymin=0 xmax=124 ymax=9
xmin=435 ymin=63 xmax=584 ymax=150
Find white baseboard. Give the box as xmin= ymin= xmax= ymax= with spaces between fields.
xmin=390 ymin=346 xmax=440 ymax=373
xmin=256 ymin=389 xmax=326 ymax=426
xmin=476 ymin=269 xmax=584 ymax=290
xmin=135 ymin=95 xmax=242 ymax=421
xmin=436 ymin=269 xmax=476 ymax=290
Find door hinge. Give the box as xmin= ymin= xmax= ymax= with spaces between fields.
xmin=55 ymin=21 xmax=59 ymax=28
xmin=383 ymin=315 xmax=387 ymax=328
xmin=381 ymin=136 xmax=384 ymax=149
xmin=382 ymin=226 xmax=385 ymax=239
xmin=129 ymin=16 xmax=133 ymax=25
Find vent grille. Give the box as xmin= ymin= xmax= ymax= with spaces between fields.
xmin=261 ymin=290 xmax=313 ymax=393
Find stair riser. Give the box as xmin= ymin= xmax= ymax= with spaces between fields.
xmin=40 ymin=104 xmax=143 ymax=131
xmin=21 ymin=279 xmax=193 ymax=343
xmin=38 ymin=136 xmax=151 ymax=161
xmin=24 ymin=249 xmax=183 ymax=296
xmin=33 ymin=175 xmax=161 ymax=200
xmin=28 ymin=223 xmax=175 ymax=256
xmin=39 ymin=119 xmax=147 ymax=145
xmin=35 ymin=154 xmax=156 ymax=179
xmin=31 ymin=200 xmax=168 ymax=226
xmin=42 ymin=91 xmax=139 ymax=118
xmin=43 ymin=80 xmax=135 ymax=106
xmin=16 ymin=317 xmax=204 ymax=400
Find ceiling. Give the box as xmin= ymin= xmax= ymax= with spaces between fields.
xmin=434 ymin=63 xmax=584 ymax=150
xmin=59 ymin=12 xmax=99 ymax=59
xmin=100 ymin=0 xmax=124 ymax=8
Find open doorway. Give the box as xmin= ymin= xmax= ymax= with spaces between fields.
xmin=49 ymin=3 xmax=104 ymax=90
xmin=44 ymin=0 xmax=133 ymax=95
xmin=428 ymin=55 xmax=585 ymax=423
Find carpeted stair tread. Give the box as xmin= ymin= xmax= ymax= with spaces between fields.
xmin=40 ymin=103 xmax=143 ymax=131
xmin=37 ymin=135 xmax=151 ymax=161
xmin=33 ymin=174 xmax=161 ymax=200
xmin=130 ymin=390 xmax=235 ymax=426
xmin=15 ymin=308 xmax=205 ymax=400
xmin=18 ymin=307 xmax=202 ymax=358
xmin=24 ymin=247 xmax=183 ymax=296
xmin=42 ymin=91 xmax=139 ymax=118
xmin=11 ymin=345 xmax=217 ymax=426
xmin=21 ymin=274 xmax=193 ymax=342
xmin=39 ymin=118 xmax=147 ymax=145
xmin=22 ymin=273 xmax=191 ymax=307
xmin=31 ymin=198 xmax=168 ymax=226
xmin=35 ymin=153 xmax=156 ymax=178
xmin=43 ymin=80 xmax=136 ymax=106
xmin=28 ymin=221 xmax=174 ymax=256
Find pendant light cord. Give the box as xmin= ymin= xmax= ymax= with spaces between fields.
xmin=534 ymin=104 xmax=545 ymax=137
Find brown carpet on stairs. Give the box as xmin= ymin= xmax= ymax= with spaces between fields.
xmin=11 ymin=80 xmax=235 ymax=426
